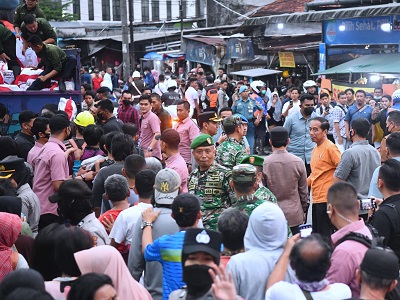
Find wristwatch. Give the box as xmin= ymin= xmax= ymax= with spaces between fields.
xmin=147 ymin=147 xmax=153 ymax=152
xmin=141 ymin=221 xmax=153 ymax=230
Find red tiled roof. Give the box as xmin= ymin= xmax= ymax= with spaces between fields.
xmin=251 ymin=0 xmax=313 ymax=17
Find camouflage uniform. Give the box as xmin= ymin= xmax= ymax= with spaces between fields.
xmin=254 ymin=186 xmax=277 ymax=204
xmin=215 ymin=137 xmax=247 ymax=169
xmin=232 ymin=193 xmax=265 ymax=216
xmin=188 ymin=163 xmax=235 ymax=230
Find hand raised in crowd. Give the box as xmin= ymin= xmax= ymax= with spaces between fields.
xmin=209 ymin=264 xmax=238 ymax=300
xmin=0 ymin=53 xmax=10 ymax=62
xmin=74 ymin=148 xmax=85 ymax=161
xmin=64 ymin=147 xmax=77 ymax=158
xmin=142 ymin=207 xmax=161 ymax=223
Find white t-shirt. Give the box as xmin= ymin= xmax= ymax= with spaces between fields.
xmin=265 ymin=281 xmax=351 ymax=300
xmin=185 ymin=86 xmax=199 ymax=109
xmin=282 ymin=100 xmax=301 ymax=117
xmin=109 ymin=202 xmax=153 ymax=245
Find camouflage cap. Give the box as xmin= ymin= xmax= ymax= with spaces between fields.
xmin=240 ymin=155 xmax=264 ymax=167
xmin=190 ymin=134 xmax=214 ymax=149
xmin=222 ymin=116 xmax=242 ymax=128
xmin=232 ymin=164 xmax=257 ymax=183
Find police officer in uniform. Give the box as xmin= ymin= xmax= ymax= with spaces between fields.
xmin=187 ymin=134 xmax=235 ymax=230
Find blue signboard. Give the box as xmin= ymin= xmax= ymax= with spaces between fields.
xmin=323 ymin=16 xmax=400 ymax=45
xmin=225 ymin=38 xmax=254 ymax=59
xmin=319 ymin=43 xmax=326 ymax=72
xmin=183 ymin=39 xmax=216 ymax=66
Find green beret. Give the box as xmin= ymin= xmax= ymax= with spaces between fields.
xmin=240 ymin=155 xmax=264 ymax=167
xmin=232 ymin=164 xmax=257 ymax=183
xmin=190 ymin=134 xmax=214 ymax=149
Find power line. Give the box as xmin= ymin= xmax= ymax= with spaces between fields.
xmin=211 ymin=0 xmax=249 ymax=19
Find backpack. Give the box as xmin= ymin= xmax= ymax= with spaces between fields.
xmin=205 ymin=86 xmax=219 ymax=108
xmin=334 ymin=224 xmax=385 ymax=249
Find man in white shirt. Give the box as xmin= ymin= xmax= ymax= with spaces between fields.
xmin=185 ymin=77 xmax=200 ymax=118
xmin=282 ymin=87 xmax=301 ymax=118
xmin=109 ymin=170 xmax=156 ymax=249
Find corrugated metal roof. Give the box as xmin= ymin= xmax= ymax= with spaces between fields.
xmin=184 ymin=36 xmax=226 ymax=46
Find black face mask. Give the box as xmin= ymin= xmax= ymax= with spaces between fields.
xmin=304 ymin=107 xmax=314 ymax=116
xmin=181 ymin=84 xmax=186 ymax=87
xmin=183 ymin=265 xmax=213 ymax=296
xmin=97 ymin=113 xmax=105 ymax=122
xmin=44 ymin=133 xmax=50 ymax=139
xmin=122 ymin=100 xmax=131 ymax=106
xmin=198 ymin=72 xmax=204 ymax=75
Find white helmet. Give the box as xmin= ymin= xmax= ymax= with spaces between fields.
xmin=303 ymin=80 xmax=317 ymax=93
xmin=392 ymin=89 xmax=400 ymax=104
xmin=250 ymin=80 xmax=265 ymax=94
xmin=167 ymin=80 xmax=177 ymax=89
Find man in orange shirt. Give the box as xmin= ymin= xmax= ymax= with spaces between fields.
xmin=308 ymin=116 xmax=341 ymax=237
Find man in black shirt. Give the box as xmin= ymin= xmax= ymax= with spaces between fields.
xmin=95 ymin=99 xmax=122 ymax=134
xmin=15 ymin=110 xmax=38 ymax=161
xmin=369 ymin=159 xmax=400 ymax=260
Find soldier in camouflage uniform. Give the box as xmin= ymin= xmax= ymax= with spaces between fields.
xmin=215 ymin=115 xmax=247 ymax=169
xmin=240 ymin=155 xmax=277 ymax=203
xmin=188 ymin=134 xmax=235 ymax=230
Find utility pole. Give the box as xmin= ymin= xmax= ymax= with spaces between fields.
xmin=121 ymin=0 xmax=130 ymax=80
xmin=180 ymin=0 xmax=183 ymax=47
xmin=129 ymin=0 xmax=135 ymax=73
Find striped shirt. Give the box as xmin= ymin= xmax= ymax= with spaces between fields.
xmin=144 ymin=231 xmax=186 ymax=300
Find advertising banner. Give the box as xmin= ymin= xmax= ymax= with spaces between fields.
xmin=278 ymin=52 xmax=295 ymax=68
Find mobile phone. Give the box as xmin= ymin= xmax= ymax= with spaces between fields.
xmin=361 ymin=198 xmax=376 ymax=210
xmin=376 ymin=102 xmax=381 ymax=109
xmin=298 ymin=224 xmax=313 ymax=238
xmin=289 ymin=100 xmax=293 ymax=105
xmin=325 ymin=107 xmax=329 ymax=112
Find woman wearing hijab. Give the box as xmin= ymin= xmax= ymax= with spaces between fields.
xmin=74 ymin=245 xmax=152 ymax=300
xmin=0 ymin=212 xmax=28 ymax=281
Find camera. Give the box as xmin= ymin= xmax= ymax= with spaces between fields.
xmin=298 ymin=224 xmax=313 ymax=238
xmin=361 ymin=198 xmax=376 ymax=210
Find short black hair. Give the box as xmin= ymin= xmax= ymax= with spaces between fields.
xmin=374 ymin=87 xmax=383 ymax=93
xmin=139 ymin=94 xmax=151 ymax=104
xmin=81 ymin=83 xmax=91 ymax=92
xmin=356 ymin=89 xmax=366 ymax=97
xmin=96 ymin=100 xmax=114 ymax=113
xmin=122 ymin=123 xmax=138 ymax=137
xmin=31 ymin=117 xmax=49 ymax=139
xmin=270 ymin=137 xmax=288 ymax=148
xmin=151 ymin=93 xmax=161 ymax=101
xmin=124 ymin=154 xmax=146 ymax=179
xmin=382 ymin=94 xmax=392 ymax=101
xmin=290 ymin=234 xmax=332 ymax=282
xmin=84 ymin=91 xmax=96 ymax=99
xmin=311 ymin=116 xmax=329 ymax=132
xmin=104 ymin=131 xmax=118 ymax=154
xmin=319 ymin=93 xmax=329 ymax=99
xmin=327 ymin=182 xmax=359 ymax=215
xmin=217 ymin=208 xmax=248 ymax=252
xmin=159 ymin=74 xmax=165 ymax=81
xmin=176 ymin=100 xmax=190 ymax=110
xmin=23 ymin=14 xmax=36 ymax=25
xmin=219 ymin=107 xmax=232 ymax=116
xmin=135 ymin=169 xmax=156 ymax=198
xmin=142 ymin=87 xmax=152 ymax=93
xmin=143 ymin=66 xmax=151 ymax=72
xmin=19 ymin=110 xmax=37 ymax=126
xmin=121 ymin=89 xmax=132 ymax=96
xmin=345 ymin=88 xmax=355 ymax=95
xmin=337 ymin=92 xmax=346 ymax=98
xmin=352 ymin=118 xmax=370 ymax=138
xmin=291 ymin=87 xmax=301 ymax=94
xmin=110 ymin=133 xmax=134 ymax=161
xmin=378 ymin=159 xmax=400 ymax=192
xmin=300 ymin=93 xmax=314 ymax=104
xmin=82 ymin=124 xmax=103 ymax=146
xmin=220 ymin=80 xmax=228 ymax=85
xmin=232 ymin=181 xmax=254 ymax=194
xmin=386 ymin=132 xmax=400 ymax=156
xmin=189 ymin=77 xmax=197 ymax=84
xmin=26 ymin=35 xmax=43 ymax=46
xmin=388 ymin=110 xmax=400 ymax=127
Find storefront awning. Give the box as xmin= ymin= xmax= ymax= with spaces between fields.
xmin=231 ymin=68 xmax=282 ymax=77
xmin=243 ymin=3 xmax=400 ymax=26
xmin=313 ymin=53 xmax=400 ymax=75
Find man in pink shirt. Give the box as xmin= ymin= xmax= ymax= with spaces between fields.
xmin=326 ymin=182 xmax=372 ymax=298
xmin=173 ymin=100 xmax=200 ymax=164
xmin=139 ymin=95 xmax=161 ymax=159
xmin=157 ymin=128 xmax=188 ymax=192
xmin=33 ymin=114 xmax=73 ymax=230
xmin=27 ymin=117 xmax=50 ymax=169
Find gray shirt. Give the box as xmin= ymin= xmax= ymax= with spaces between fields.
xmin=128 ymin=207 xmax=179 ymax=300
xmin=92 ymin=162 xmax=124 ymax=208
xmin=17 ymin=183 xmax=40 ymax=237
xmin=78 ymin=212 xmax=110 ymax=246
xmin=334 ymin=140 xmax=380 ymax=199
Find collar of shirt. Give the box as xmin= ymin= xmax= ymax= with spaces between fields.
xmin=34 ymin=141 xmax=44 ymax=148
xmin=331 ymin=219 xmax=367 ymax=245
xmin=17 ymin=183 xmax=31 ymax=194
xmin=166 ymin=152 xmax=180 ymax=162
xmin=105 ymin=116 xmax=117 ymax=124
xmin=226 ymin=136 xmax=242 ymax=144
xmin=141 ymin=110 xmax=151 ymax=119
xmin=350 ymin=140 xmax=369 ymax=147
xmin=381 ymin=193 xmax=400 ymax=205
xmin=153 ymin=107 xmax=164 ymax=115
xmin=179 ymin=116 xmax=190 ymax=124
xmin=48 ymin=137 xmax=66 ymax=151
xmin=273 ymin=149 xmax=288 ymax=154
xmin=78 ymin=212 xmax=96 ymax=227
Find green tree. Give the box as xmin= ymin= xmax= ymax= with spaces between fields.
xmin=39 ymin=0 xmax=78 ymax=21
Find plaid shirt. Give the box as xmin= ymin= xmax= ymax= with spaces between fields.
xmin=117 ymin=105 xmax=140 ymax=129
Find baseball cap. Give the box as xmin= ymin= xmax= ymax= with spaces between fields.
xmin=198 ymin=112 xmax=223 ymax=125
xmin=167 ymin=80 xmax=177 ymax=88
xmin=171 ymin=193 xmax=201 ymax=226
xmin=132 ymin=71 xmax=140 ymax=78
xmin=74 ymin=111 xmax=95 ymax=127
xmin=360 ymin=248 xmax=399 ymax=280
xmin=0 ymin=157 xmax=26 ymax=179
xmin=49 ymin=179 xmax=92 ymax=204
xmin=154 ymin=168 xmax=181 ymax=205
xmin=155 ymin=128 xmax=180 ymax=146
xmin=232 ymin=164 xmax=257 ymax=183
xmin=49 ymin=114 xmax=71 ymax=132
xmin=270 ymin=126 xmax=289 ymax=143
xmin=233 ymin=114 xmax=248 ymax=124
xmin=182 ymin=228 xmax=223 ymax=265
